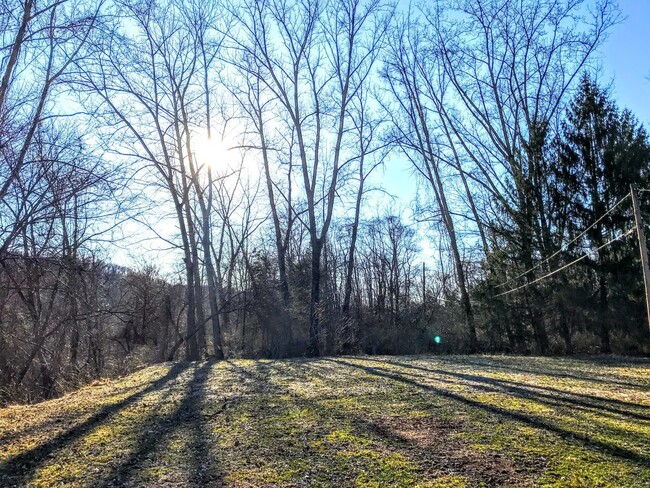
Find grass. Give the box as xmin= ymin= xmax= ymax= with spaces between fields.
xmin=0 ymin=355 xmax=649 ymax=487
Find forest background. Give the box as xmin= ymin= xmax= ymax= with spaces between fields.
xmin=1 ymin=0 xmax=650 ymax=404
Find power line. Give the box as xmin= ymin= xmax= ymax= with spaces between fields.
xmin=495 ymin=193 xmax=631 ymax=289
xmin=495 ymin=227 xmax=636 ymax=298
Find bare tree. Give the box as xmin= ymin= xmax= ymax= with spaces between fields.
xmin=383 ymin=16 xmax=478 ymax=349
xmin=342 ymin=87 xmax=386 ymax=316
xmin=229 ymin=0 xmax=392 ymax=355
xmin=432 ymin=0 xmax=619 ymax=352
xmin=73 ymin=0 xmax=234 ymax=360
xmin=1 ymin=0 xmax=102 ymax=253
xmin=1 ymin=120 xmax=118 ymax=400
xmin=234 ymin=66 xmax=296 ymax=309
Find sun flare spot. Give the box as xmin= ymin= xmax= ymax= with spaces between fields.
xmin=192 ymin=128 xmax=260 ymax=183
xmin=192 ymin=133 xmax=233 ymax=169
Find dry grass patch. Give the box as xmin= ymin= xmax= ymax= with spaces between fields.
xmin=0 ymin=355 xmax=648 ymax=487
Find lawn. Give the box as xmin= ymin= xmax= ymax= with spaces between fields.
xmin=0 ymin=355 xmax=649 ymax=487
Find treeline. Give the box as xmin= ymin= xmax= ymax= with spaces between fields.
xmin=0 ymin=214 xmax=455 ymax=403
xmin=1 ymin=0 xmax=649 ymax=404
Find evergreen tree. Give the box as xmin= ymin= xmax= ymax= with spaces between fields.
xmin=552 ymin=75 xmax=650 ymax=352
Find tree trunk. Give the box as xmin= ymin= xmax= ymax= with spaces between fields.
xmin=308 ymin=239 xmax=323 ymax=356
xmin=598 ymin=274 xmax=611 ymax=353
xmin=559 ymin=302 xmax=573 ymax=354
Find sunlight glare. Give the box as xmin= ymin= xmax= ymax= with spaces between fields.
xmin=193 ymin=132 xmax=232 ymax=169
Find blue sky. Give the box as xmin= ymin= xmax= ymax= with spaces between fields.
xmin=600 ymin=0 xmax=650 ymax=124
xmin=111 ymin=0 xmax=650 ymax=270
xmin=371 ymin=1 xmax=650 ymax=263
xmin=380 ymin=0 xmax=650 ymax=202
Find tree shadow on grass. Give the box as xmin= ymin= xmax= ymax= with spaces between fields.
xmin=324 ymin=358 xmax=650 ymax=468
xmin=100 ymin=360 xmax=221 ymax=487
xmin=0 ymin=362 xmax=189 ymax=486
xmin=0 ymin=383 xmax=147 ymax=448
xmin=450 ymin=356 xmax=650 ymax=391
xmin=368 ymin=358 xmax=650 ymax=421
xmin=255 ymin=360 xmax=531 ymax=486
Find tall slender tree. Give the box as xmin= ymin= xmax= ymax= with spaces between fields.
xmin=229 ymin=0 xmax=392 ymax=355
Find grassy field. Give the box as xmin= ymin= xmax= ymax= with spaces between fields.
xmin=0 ymin=355 xmax=649 ymax=487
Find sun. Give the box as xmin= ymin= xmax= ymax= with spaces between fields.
xmin=191 ymin=128 xmax=260 ymax=184
xmin=192 ymin=132 xmax=233 ymax=170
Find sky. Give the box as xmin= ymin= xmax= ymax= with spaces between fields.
xmin=368 ymin=0 xmax=650 ymax=264
xmin=600 ymin=0 xmax=650 ymax=124
xmin=379 ymin=0 xmax=650 ymax=211
xmin=109 ymin=0 xmax=650 ymax=271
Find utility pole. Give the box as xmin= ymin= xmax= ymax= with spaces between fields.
xmin=631 ymin=185 xmax=650 ymax=331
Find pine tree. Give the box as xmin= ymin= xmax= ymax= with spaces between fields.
xmin=553 ymin=75 xmax=650 ymax=352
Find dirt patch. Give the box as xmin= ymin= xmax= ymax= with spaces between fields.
xmin=379 ymin=415 xmax=539 ymax=487
xmin=382 ymin=415 xmax=461 ymax=448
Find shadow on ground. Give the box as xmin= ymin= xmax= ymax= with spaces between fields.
xmin=0 ymin=355 xmax=648 ymax=487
